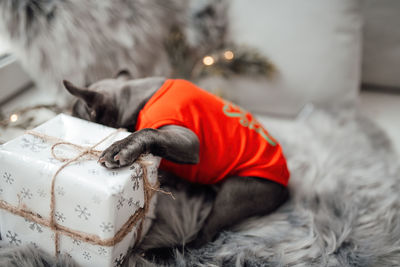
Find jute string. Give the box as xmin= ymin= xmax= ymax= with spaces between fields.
xmin=0 ymin=129 xmax=166 ymax=256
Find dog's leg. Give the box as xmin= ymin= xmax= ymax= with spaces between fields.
xmin=189 ymin=176 xmax=289 ymax=248
xmin=100 ymin=125 xmax=199 ymax=168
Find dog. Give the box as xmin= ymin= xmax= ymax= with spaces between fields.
xmin=63 ymin=71 xmax=290 ymax=249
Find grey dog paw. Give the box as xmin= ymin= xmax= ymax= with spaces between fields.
xmin=99 ymin=135 xmax=144 ymax=168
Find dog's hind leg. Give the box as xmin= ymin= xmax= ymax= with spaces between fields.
xmin=189 ymin=176 xmax=289 ymax=248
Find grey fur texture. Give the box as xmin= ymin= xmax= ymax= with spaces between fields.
xmin=0 ymin=242 xmax=77 ymax=267
xmin=0 ymin=0 xmax=183 ymax=93
xmin=1 ymin=109 xmax=400 ymax=266
xmin=0 ymin=0 xmax=228 ymax=96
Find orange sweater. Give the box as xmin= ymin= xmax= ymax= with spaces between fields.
xmin=136 ymin=79 xmax=290 ymax=186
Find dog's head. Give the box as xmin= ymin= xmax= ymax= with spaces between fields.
xmin=63 ymin=71 xmax=165 ymax=130
xmin=63 ymin=71 xmax=131 ymax=128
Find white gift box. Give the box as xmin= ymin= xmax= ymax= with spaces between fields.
xmin=0 ymin=114 xmax=160 ymax=267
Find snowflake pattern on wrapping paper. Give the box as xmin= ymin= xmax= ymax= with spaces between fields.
xmin=100 ymin=222 xmax=114 ymax=233
xmin=149 ymin=167 xmax=157 ymax=179
xmin=92 ymin=194 xmax=102 ymax=204
xmin=51 ymin=147 xmax=67 ymax=159
xmin=88 ymin=169 xmax=100 ymax=175
xmin=75 ymin=205 xmax=91 ymax=220
xmin=64 ymin=252 xmax=73 ymax=260
xmin=56 ymin=186 xmax=65 ymax=196
xmin=114 ymin=253 xmax=125 ymax=267
xmin=21 ymin=136 xmax=47 ymax=152
xmin=130 ymin=164 xmax=143 ymax=178
xmin=98 ymin=247 xmax=107 ymax=256
xmin=20 ymin=188 xmax=33 ymax=199
xmin=72 ymin=239 xmax=81 ymax=246
xmin=117 ymin=197 xmax=125 ymax=210
xmin=3 ymin=172 xmax=14 ymax=184
xmin=55 ymin=211 xmax=66 ymax=223
xmin=108 ymin=171 xmax=119 ymax=177
xmin=111 ymin=185 xmax=123 ymax=195
xmin=37 ymin=188 xmax=47 ymax=198
xmin=128 ymin=197 xmax=141 ymax=208
xmin=6 ymin=231 xmax=22 ymax=246
xmin=25 ymin=219 xmax=43 ymax=233
xmin=111 ymin=185 xmax=126 ymax=210
xmin=131 ymin=176 xmax=140 ymax=191
xmin=30 ymin=242 xmax=39 ymax=249
xmin=83 ymin=251 xmax=91 ymax=260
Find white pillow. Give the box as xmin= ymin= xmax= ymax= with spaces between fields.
xmin=204 ymin=0 xmax=362 ymax=116
xmin=362 ymin=0 xmax=400 ymax=89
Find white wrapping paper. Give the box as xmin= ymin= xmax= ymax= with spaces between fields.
xmin=0 ymin=114 xmax=160 ymax=267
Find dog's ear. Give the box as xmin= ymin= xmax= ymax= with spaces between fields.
xmin=114 ymin=69 xmax=132 ymax=81
xmin=63 ymin=80 xmax=103 ymax=108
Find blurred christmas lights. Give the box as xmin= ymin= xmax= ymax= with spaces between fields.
xmin=9 ymin=114 xmax=18 ymax=122
xmin=203 ymin=56 xmax=215 ymax=66
xmin=223 ymin=50 xmax=234 ymax=60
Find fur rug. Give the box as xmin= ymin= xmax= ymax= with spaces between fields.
xmin=1 ymin=109 xmax=400 ymax=266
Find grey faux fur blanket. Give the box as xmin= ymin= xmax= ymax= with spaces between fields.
xmin=1 ymin=110 xmax=400 ymax=266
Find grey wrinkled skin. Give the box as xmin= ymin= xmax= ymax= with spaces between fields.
xmin=63 ymin=74 xmax=288 ymax=252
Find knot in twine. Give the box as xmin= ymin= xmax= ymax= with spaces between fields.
xmin=50 ymin=141 xmax=102 ymax=163
xmin=9 ymin=129 xmax=162 ymax=256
